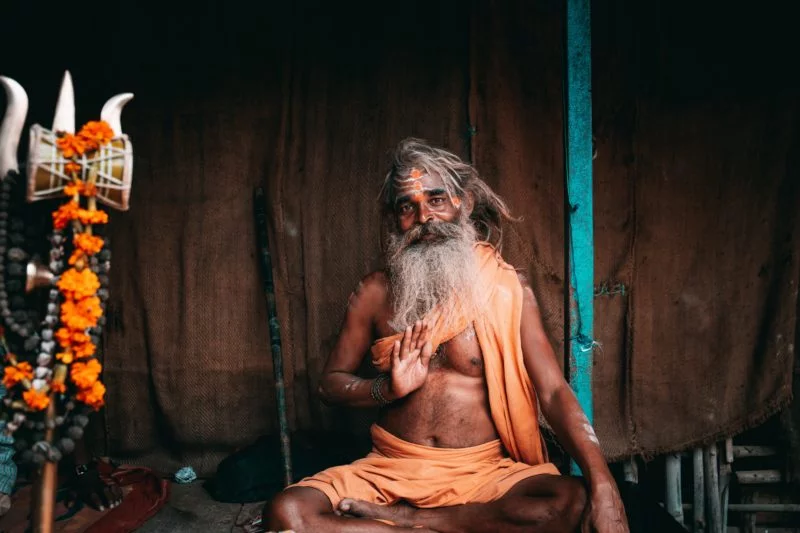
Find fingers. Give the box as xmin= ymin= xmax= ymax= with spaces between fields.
xmin=410 ymin=320 xmax=422 ymax=349
xmin=391 ymin=340 xmax=401 ymax=367
xmin=420 ymin=340 xmax=434 ymax=368
xmin=399 ymin=326 xmax=412 ymax=362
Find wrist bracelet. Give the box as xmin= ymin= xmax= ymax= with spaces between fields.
xmin=371 ymin=373 xmax=393 ymax=407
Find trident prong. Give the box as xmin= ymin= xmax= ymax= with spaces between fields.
xmin=51 ymin=71 xmax=75 ymax=134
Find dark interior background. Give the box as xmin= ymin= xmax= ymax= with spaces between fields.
xmin=1 ymin=0 xmax=798 ymax=475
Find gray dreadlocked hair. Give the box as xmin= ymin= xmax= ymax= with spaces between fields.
xmin=379 ymin=138 xmax=517 ymax=250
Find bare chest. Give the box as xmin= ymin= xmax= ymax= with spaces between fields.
xmin=428 ymin=324 xmax=484 ymax=377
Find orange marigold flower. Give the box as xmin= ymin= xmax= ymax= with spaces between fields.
xmin=56 ymin=133 xmax=87 ymax=159
xmin=56 ymin=350 xmax=74 ymax=365
xmin=53 ymin=201 xmax=80 ymax=230
xmin=23 ymin=389 xmax=50 ymax=411
xmin=55 ymin=328 xmax=72 ymax=349
xmin=68 ymin=250 xmax=84 ymax=266
xmin=82 ymin=182 xmax=98 ymax=197
xmin=71 ymin=358 xmax=102 ymax=389
xmin=64 ymin=179 xmax=84 ymax=196
xmin=74 ymin=233 xmax=104 ymax=255
xmin=57 ymin=268 xmax=100 ymax=300
xmin=61 ymin=298 xmax=101 ymax=331
xmin=77 ymin=209 xmax=109 ymax=226
xmin=2 ymin=361 xmax=33 ymax=388
xmin=78 ymin=121 xmax=114 ymax=151
xmin=62 ymin=296 xmax=102 ymax=322
xmin=76 ymin=380 xmax=105 ymax=411
xmin=72 ymin=342 xmax=96 ymax=359
xmin=50 ymin=381 xmax=67 ymax=394
xmin=56 ymin=351 xmax=74 ymax=364
xmin=64 ymin=162 xmax=82 ymax=176
xmin=70 ymin=331 xmax=92 ymax=345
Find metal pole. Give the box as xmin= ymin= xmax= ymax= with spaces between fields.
xmin=704 ymin=444 xmax=722 ymax=533
xmin=563 ymin=0 xmax=594 ymax=476
xmin=719 ymin=438 xmax=732 ymax=532
xmin=254 ymin=187 xmax=293 ymax=487
xmin=693 ymin=448 xmax=705 ymax=533
xmin=665 ymin=453 xmax=684 ymax=525
xmin=623 ymin=457 xmax=639 ymax=484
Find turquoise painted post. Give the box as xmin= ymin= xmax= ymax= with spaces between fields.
xmin=563 ymin=0 xmax=594 ymax=475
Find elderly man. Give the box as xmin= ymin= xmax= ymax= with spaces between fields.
xmin=267 ymin=139 xmax=628 ymax=533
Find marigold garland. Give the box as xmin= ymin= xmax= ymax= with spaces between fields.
xmin=22 ymin=389 xmax=50 ymax=411
xmin=2 ymin=119 xmax=114 ymax=413
xmin=3 ymin=361 xmax=33 ymax=389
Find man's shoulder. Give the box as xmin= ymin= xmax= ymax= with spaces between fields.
xmin=348 ymin=270 xmax=390 ymax=313
xmin=360 ymin=270 xmax=390 ymax=293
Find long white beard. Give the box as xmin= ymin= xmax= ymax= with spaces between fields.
xmin=386 ymin=219 xmax=480 ymax=332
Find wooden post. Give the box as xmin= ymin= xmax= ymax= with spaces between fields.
xmin=254 ymin=187 xmax=293 ymax=486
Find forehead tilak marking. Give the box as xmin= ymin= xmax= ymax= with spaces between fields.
xmin=392 ymin=167 xmax=460 ymax=207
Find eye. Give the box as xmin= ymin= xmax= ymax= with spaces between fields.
xmin=398 ymin=203 xmax=413 ymax=214
xmin=429 ymin=197 xmax=446 ymax=206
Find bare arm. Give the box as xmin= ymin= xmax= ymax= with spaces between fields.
xmin=317 ymin=272 xmax=393 ymax=408
xmin=518 ymin=275 xmax=628 ymax=533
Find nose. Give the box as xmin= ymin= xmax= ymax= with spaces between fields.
xmin=417 ymin=204 xmax=433 ymax=225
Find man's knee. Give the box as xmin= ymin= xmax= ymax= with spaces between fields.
xmin=554 ymin=477 xmax=588 ymax=529
xmin=265 ymin=490 xmax=306 ymax=530
xmin=264 ymin=487 xmax=332 ymax=531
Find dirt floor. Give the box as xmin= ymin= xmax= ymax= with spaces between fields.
xmin=138 ymin=482 xmax=264 ymax=533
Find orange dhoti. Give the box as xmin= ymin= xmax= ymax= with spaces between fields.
xmin=294 ymin=424 xmax=558 ymax=509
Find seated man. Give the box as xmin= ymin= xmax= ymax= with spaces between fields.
xmin=267 ymin=139 xmax=628 ymax=533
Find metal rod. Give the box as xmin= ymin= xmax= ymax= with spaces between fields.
xmin=563 ymin=0 xmax=594 ymax=476
xmin=254 ymin=187 xmax=293 ymax=487
xmin=32 ymin=400 xmax=56 ymax=533
xmin=719 ymin=438 xmax=732 ymax=532
xmin=735 ymin=470 xmax=782 ymax=484
xmin=693 ymin=448 xmax=705 ymax=533
xmin=732 ymin=445 xmax=778 ymax=459
xmin=682 ymin=503 xmax=800 ymax=512
xmin=704 ymin=445 xmax=722 ymax=533
xmin=666 ymin=453 xmax=684 ymax=524
xmin=623 ymin=457 xmax=639 ymax=484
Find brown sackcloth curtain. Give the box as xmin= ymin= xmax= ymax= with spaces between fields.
xmin=460 ymin=0 xmax=799 ymax=461
xmin=1 ymin=0 xmax=792 ymax=473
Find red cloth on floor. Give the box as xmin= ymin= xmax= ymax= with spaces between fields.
xmin=84 ymin=462 xmax=170 ymax=533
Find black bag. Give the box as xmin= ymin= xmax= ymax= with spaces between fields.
xmin=205 ymin=430 xmax=371 ymax=503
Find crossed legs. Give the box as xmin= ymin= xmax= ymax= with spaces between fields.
xmin=266 ymin=474 xmax=586 ymax=533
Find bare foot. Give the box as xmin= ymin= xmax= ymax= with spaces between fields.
xmin=338 ymin=498 xmax=418 ymax=527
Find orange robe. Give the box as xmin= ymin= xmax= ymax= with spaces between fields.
xmin=293 ymin=243 xmax=558 ymax=508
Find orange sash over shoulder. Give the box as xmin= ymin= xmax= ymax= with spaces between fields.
xmin=370 ymin=242 xmax=547 ymax=466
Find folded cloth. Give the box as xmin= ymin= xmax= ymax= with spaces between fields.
xmin=294 ymin=424 xmax=557 ymax=509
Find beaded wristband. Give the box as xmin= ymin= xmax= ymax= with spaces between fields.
xmin=371 ymin=373 xmax=393 ymax=407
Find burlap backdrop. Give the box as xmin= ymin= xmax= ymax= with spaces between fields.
xmin=1 ymin=0 xmax=797 ymax=473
